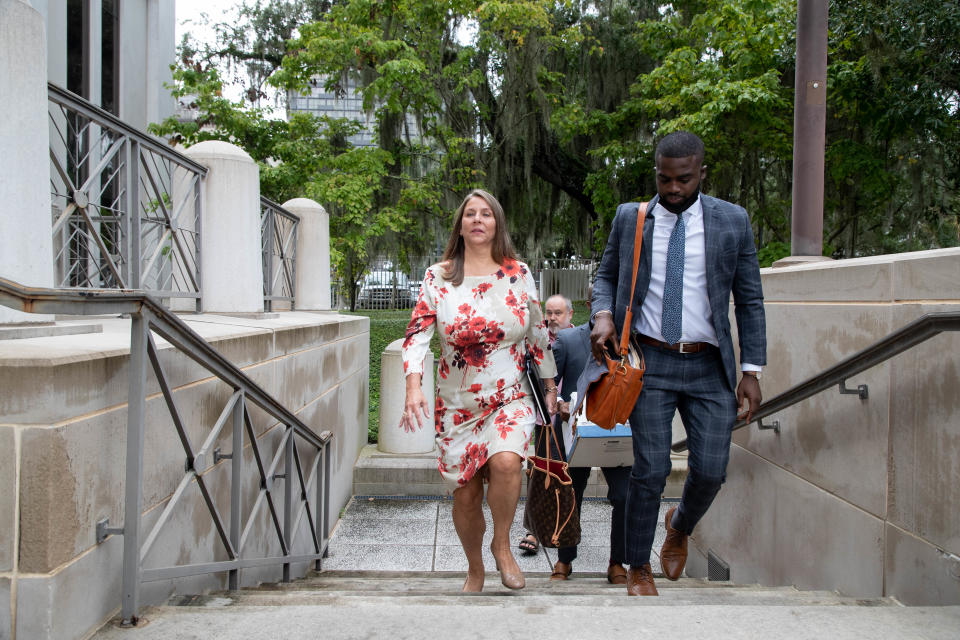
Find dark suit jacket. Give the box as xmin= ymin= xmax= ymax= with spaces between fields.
xmin=553 ymin=323 xmax=591 ymax=404
xmin=580 ymin=194 xmax=766 ymax=400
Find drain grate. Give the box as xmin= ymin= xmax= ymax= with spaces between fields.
xmin=707 ymin=549 xmax=730 ymax=581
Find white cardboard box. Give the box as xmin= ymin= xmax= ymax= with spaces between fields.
xmin=567 ymin=421 xmax=634 ymax=468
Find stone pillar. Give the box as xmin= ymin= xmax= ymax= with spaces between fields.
xmin=0 ymin=0 xmax=54 ymax=324
xmin=378 ymin=338 xmax=435 ymax=454
xmin=184 ymin=141 xmax=264 ymax=313
xmin=283 ymin=198 xmax=331 ymax=310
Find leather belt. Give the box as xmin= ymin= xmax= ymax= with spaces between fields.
xmin=637 ymin=334 xmax=712 ymax=354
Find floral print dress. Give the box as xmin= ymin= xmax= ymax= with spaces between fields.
xmin=402 ymin=259 xmax=557 ymax=489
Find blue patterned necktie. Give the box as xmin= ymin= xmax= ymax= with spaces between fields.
xmin=661 ymin=214 xmax=685 ymax=345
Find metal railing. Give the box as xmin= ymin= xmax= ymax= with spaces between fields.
xmin=0 ymin=278 xmax=332 ymax=626
xmin=48 ymin=83 xmax=207 ymax=308
xmin=539 ymin=259 xmax=596 ymax=302
xmin=261 ymin=197 xmax=299 ymax=311
xmin=672 ymin=311 xmax=960 ymax=451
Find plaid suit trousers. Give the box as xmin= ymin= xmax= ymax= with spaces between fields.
xmin=624 ymin=342 xmax=737 ymax=567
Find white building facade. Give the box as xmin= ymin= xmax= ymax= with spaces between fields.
xmin=28 ymin=0 xmax=177 ymax=129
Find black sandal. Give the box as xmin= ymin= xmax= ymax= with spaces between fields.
xmin=518 ymin=533 xmax=539 ymax=555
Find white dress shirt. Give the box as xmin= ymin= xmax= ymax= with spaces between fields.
xmin=634 ymin=196 xmax=761 ymax=372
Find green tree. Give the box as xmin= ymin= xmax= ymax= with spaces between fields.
xmin=825 ymin=0 xmax=960 ymax=257
xmin=161 ymin=0 xmax=959 ymax=274
xmin=562 ymin=0 xmax=796 ymax=250
xmin=150 ymin=61 xmax=407 ymax=310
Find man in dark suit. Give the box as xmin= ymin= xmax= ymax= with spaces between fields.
xmin=581 ymin=131 xmax=766 ymax=595
xmin=549 ymin=293 xmax=631 ymax=584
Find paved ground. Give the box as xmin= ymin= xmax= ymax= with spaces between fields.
xmin=321 ymin=494 xmax=674 ymax=576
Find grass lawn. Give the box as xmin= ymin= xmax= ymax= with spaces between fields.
xmin=347 ymin=301 xmax=590 ymax=443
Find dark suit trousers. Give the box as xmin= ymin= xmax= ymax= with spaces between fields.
xmin=624 ymin=343 xmax=737 ymax=567
xmin=557 ymin=465 xmax=630 ymax=565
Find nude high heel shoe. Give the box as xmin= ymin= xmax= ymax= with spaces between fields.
xmin=490 ymin=543 xmax=525 ymax=590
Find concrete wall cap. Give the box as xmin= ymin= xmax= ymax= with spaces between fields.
xmin=183 ymin=140 xmax=254 ymax=163
xmin=281 ymin=198 xmax=326 ymax=213
xmin=763 ymin=247 xmax=960 ymax=274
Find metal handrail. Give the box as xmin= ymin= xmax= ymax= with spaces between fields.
xmin=260 ymin=197 xmax=299 ymax=310
xmin=672 ymin=311 xmax=960 ymax=451
xmin=0 ymin=278 xmax=332 ymax=625
xmin=48 ymin=83 xmax=208 ymax=175
xmin=49 ymin=82 xmax=207 ymax=303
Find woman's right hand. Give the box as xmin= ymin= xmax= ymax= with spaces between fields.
xmin=401 ymin=374 xmax=430 ymax=432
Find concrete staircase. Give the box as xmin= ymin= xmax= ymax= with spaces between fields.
xmin=90 ymin=571 xmax=960 ymax=639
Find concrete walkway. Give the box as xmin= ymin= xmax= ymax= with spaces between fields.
xmin=321 ymin=494 xmax=671 ymax=576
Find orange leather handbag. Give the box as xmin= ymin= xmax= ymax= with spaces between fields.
xmin=586 ymin=203 xmax=647 ymax=430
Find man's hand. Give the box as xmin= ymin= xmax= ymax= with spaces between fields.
xmin=590 ymin=313 xmax=616 ymax=364
xmin=736 ymin=374 xmax=762 ymax=424
xmin=557 ymin=400 xmax=571 ymax=423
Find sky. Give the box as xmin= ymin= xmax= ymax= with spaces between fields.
xmin=175 ymin=0 xmax=243 ymax=46
xmin=175 ymin=1 xmax=282 ymax=109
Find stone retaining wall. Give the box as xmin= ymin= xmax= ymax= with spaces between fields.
xmin=686 ymin=248 xmax=960 ymax=605
xmin=0 ymin=312 xmax=368 ymax=638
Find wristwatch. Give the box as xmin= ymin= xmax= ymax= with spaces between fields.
xmin=742 ymin=371 xmax=762 ymax=381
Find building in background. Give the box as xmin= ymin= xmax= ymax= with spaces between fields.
xmin=287 ymin=74 xmax=422 ymax=148
xmin=28 ymin=0 xmax=176 ymax=129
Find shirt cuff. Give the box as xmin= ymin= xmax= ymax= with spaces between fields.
xmin=741 ymin=363 xmax=762 ymax=373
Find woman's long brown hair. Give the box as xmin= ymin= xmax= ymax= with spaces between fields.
xmin=441 ymin=189 xmax=517 ymax=286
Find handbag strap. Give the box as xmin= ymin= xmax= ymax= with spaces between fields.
xmin=618 ymin=202 xmax=648 ymax=357
xmin=534 ymin=413 xmax=565 ymax=488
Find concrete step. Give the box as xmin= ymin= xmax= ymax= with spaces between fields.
xmin=353 ymin=443 xmax=688 ymax=497
xmin=175 ymin=571 xmax=896 ymax=608
xmin=92 ymin=572 xmax=960 ymax=640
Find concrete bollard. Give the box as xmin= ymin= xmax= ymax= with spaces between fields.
xmin=0 ymin=0 xmax=54 ymax=323
xmin=283 ymin=198 xmax=331 ymax=310
xmin=378 ymin=338 xmax=435 ymax=453
xmin=183 ymin=140 xmax=263 ymax=313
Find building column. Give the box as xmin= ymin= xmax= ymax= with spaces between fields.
xmin=283 ymin=198 xmax=331 ymax=311
xmin=0 ymin=0 xmax=54 ymax=324
xmin=184 ymin=141 xmax=264 ymax=313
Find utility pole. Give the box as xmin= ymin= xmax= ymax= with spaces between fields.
xmin=776 ymin=0 xmax=831 ymax=266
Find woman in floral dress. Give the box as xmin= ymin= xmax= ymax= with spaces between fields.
xmin=401 ymin=189 xmax=557 ymax=592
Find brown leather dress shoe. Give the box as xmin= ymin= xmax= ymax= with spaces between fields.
xmin=550 ymin=561 xmax=572 ymax=581
xmin=660 ymin=505 xmax=688 ymax=581
xmin=607 ymin=562 xmax=627 ymax=584
xmin=626 ymin=563 xmax=658 ymax=596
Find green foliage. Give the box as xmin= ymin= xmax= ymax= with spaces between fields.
xmin=160 ymin=0 xmax=958 ymax=283
xmin=824 ymin=0 xmax=960 ymax=257
xmin=756 ymin=241 xmax=790 ymax=268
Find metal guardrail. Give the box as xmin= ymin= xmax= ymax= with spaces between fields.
xmin=261 ymin=197 xmax=299 ymax=311
xmin=48 ymin=83 xmax=207 ymax=307
xmin=0 ymin=278 xmax=332 ymax=626
xmin=672 ymin=311 xmax=960 ymax=451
